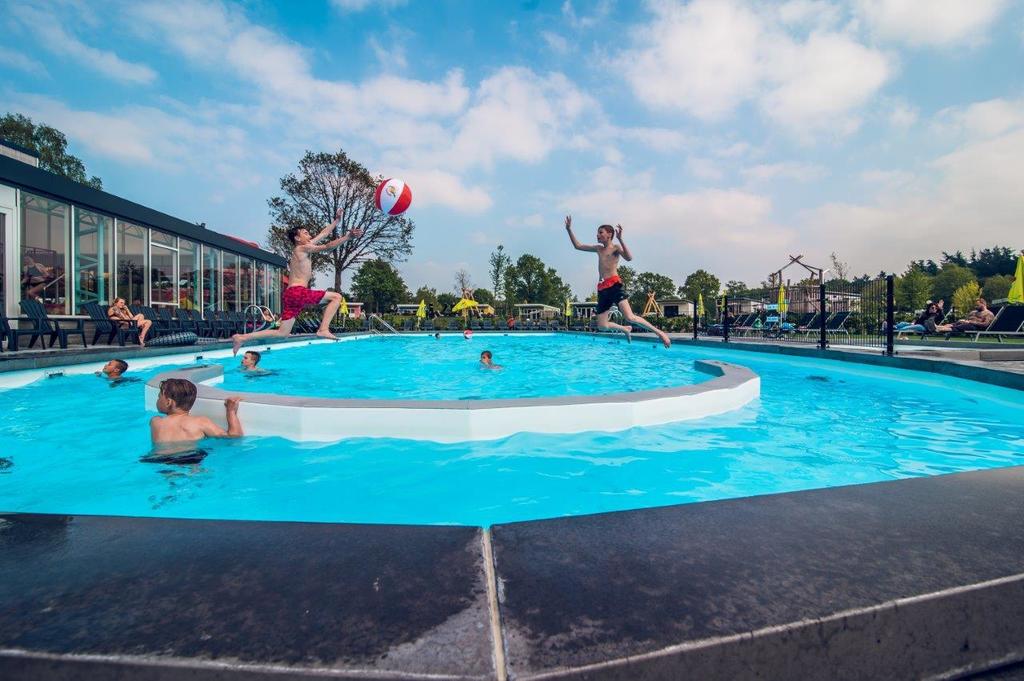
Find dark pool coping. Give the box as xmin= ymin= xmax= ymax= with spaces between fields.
xmin=4 ymin=467 xmax=1024 ymax=679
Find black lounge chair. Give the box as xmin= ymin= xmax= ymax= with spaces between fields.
xmin=19 ymin=299 xmax=87 ymax=349
xmin=0 ymin=311 xmax=45 ymax=351
xmin=183 ymin=309 xmax=214 ymax=338
xmin=83 ymin=302 xmax=139 ymax=346
xmin=823 ymin=311 xmax=852 ymax=340
xmin=482 ymin=318 xmax=495 ymax=331
xmin=154 ymin=306 xmax=183 ymax=332
xmin=945 ymin=305 xmax=1024 ymax=342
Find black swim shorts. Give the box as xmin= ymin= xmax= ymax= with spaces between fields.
xmin=596 ymin=283 xmax=627 ymax=314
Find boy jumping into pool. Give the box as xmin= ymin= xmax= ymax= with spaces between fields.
xmin=564 ymin=216 xmax=671 ymax=347
xmin=232 ymin=207 xmax=363 ymax=355
xmin=150 ymin=378 xmax=243 ymax=445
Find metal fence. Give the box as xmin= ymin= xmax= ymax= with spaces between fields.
xmin=693 ymin=275 xmax=896 ymax=355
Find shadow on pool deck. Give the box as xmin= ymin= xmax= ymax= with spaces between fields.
xmin=3 ymin=466 xmax=1024 ymax=680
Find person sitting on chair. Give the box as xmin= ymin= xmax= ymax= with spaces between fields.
xmin=108 ymin=297 xmax=153 ymax=346
xmin=936 ymin=298 xmax=994 ymax=333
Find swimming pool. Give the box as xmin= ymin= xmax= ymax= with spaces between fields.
xmin=0 ymin=334 xmax=1022 ymax=526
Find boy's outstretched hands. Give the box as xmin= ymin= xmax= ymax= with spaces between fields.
xmin=564 ymin=215 xmax=572 ymax=231
xmin=615 ymin=224 xmax=623 ymax=239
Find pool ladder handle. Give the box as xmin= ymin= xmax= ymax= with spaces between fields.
xmin=368 ymin=313 xmax=399 ymax=335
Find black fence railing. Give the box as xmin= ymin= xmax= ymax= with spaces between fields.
xmin=693 ymin=275 xmax=897 ymax=355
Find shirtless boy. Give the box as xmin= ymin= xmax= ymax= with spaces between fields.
xmin=232 ymin=207 xmax=363 ymax=355
xmin=564 ymin=216 xmax=671 ymax=347
xmin=150 ymin=378 xmax=243 ymax=446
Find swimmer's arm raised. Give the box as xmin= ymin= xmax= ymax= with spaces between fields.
xmin=565 ymin=215 xmax=599 ymax=252
xmin=615 ymin=224 xmax=632 ymax=261
xmin=311 ymin=207 xmax=344 ymax=244
xmin=307 ymin=227 xmax=364 ymax=253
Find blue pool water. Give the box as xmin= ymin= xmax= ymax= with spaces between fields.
xmin=220 ymin=334 xmax=706 ymax=399
xmin=0 ymin=335 xmax=1022 ymax=526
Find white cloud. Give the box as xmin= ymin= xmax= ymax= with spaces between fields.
xmin=541 ymin=31 xmax=571 ymax=55
xmin=804 ymin=98 xmax=1024 ymax=276
xmin=505 ymin=214 xmax=546 ymax=228
xmin=557 ymin=165 xmax=794 ymax=288
xmin=687 ymin=157 xmax=724 ymax=182
xmin=742 ymin=162 xmax=827 ymax=182
xmin=368 ymin=35 xmax=408 ymax=72
xmin=760 ymin=32 xmax=891 ymax=135
xmin=330 ymin=0 xmax=406 ymax=12
xmin=856 ymin=0 xmax=1008 ymax=47
xmin=562 ymin=0 xmax=612 ymax=29
xmin=0 ymin=46 xmax=48 ymax=77
xmin=777 ymin=1 xmax=842 ymax=30
xmin=615 ymin=0 xmax=892 ymax=136
xmin=888 ymin=101 xmax=919 ymax=128
xmin=390 ymin=169 xmax=492 ymax=214
xmin=937 ymin=98 xmax=1024 ymax=139
xmin=11 ymin=4 xmax=156 ymax=84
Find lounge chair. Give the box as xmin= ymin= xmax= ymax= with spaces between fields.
xmin=19 ymin=299 xmax=87 ymax=349
xmin=83 ymin=302 xmax=140 ymax=346
xmin=185 ymin=309 xmax=216 ymax=338
xmin=824 ymin=311 xmax=852 ymax=340
xmin=0 ymin=311 xmax=46 ymax=351
xmin=401 ymin=318 xmax=415 ymax=331
xmin=154 ymin=306 xmax=183 ymax=332
xmin=945 ymin=305 xmax=1024 ymax=342
xmin=482 ymin=318 xmax=495 ymax=331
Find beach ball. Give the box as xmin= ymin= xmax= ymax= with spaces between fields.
xmin=374 ymin=178 xmax=412 ymax=216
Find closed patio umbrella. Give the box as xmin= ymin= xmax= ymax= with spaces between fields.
xmin=1009 ymin=254 xmax=1024 ymax=304
xmin=777 ymin=284 xmax=788 ymax=316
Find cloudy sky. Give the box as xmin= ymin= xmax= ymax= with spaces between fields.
xmin=2 ymin=0 xmax=1022 ymax=296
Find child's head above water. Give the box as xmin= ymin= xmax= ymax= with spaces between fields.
xmin=241 ymin=350 xmax=261 ymax=370
xmin=102 ymin=358 xmax=128 ymax=379
xmin=157 ymin=378 xmax=198 ymax=414
xmin=480 ymin=350 xmax=492 ymax=364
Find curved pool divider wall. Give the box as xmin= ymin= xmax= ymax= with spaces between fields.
xmin=144 ymin=360 xmax=760 ymax=443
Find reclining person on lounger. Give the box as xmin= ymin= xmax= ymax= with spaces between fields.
xmin=936 ymin=298 xmax=994 ymax=333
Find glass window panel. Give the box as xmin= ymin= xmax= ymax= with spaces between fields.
xmin=255 ymin=262 xmax=267 ymax=308
xmin=116 ymin=221 xmax=147 ymax=306
xmin=73 ymin=208 xmax=113 ymax=312
xmin=238 ymin=258 xmax=253 ymax=310
xmin=151 ymin=230 xmax=176 ymax=247
xmin=20 ymin=192 xmax=69 ymax=314
xmin=269 ymin=266 xmax=281 ymax=314
xmin=222 ymin=251 xmax=238 ymax=311
xmin=202 ymin=246 xmax=220 ymax=313
xmin=0 ymin=213 xmax=6 ymax=313
xmin=150 ymin=244 xmax=177 ymax=306
xmin=178 ymin=239 xmax=201 ymax=310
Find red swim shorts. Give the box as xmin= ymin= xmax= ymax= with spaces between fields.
xmin=281 ymin=285 xmax=326 ymax=320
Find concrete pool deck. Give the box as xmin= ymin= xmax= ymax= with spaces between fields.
xmin=1 ymin=331 xmax=1023 ymax=679
xmin=3 ymin=467 xmax=1024 ymax=680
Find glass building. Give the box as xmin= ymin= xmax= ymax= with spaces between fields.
xmin=0 ymin=142 xmax=285 ymax=319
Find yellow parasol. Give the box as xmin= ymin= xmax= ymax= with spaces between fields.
xmin=1009 ymin=254 xmax=1024 ymax=304
xmin=697 ymin=293 xmax=705 ymax=318
xmin=777 ymin=284 xmax=787 ymax=316
xmin=339 ymin=296 xmax=349 ymax=316
xmin=416 ymin=299 xmax=426 ymax=318
xmin=564 ymin=299 xmax=572 ymax=317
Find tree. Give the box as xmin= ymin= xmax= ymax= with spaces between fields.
xmin=982 ymin=274 xmax=1014 ymax=301
xmin=630 ymin=272 xmax=676 ymax=311
xmin=896 ymin=267 xmax=932 ymax=312
xmin=952 ymin=281 xmax=983 ymax=316
xmin=351 ymin=259 xmax=408 ymax=313
xmin=908 ymin=259 xmax=939 ymax=276
xmin=474 ymin=288 xmax=495 ymax=306
xmin=0 ymin=112 xmax=102 ymax=188
xmin=413 ymin=285 xmax=438 ymax=307
xmin=267 ymin=150 xmax=414 ymax=291
xmin=506 ymin=253 xmax=571 ymax=307
xmin=969 ymin=247 xmax=1017 ymax=279
xmin=829 ymin=252 xmax=850 ymax=281
xmin=941 ymin=251 xmax=968 ymax=268
xmin=488 ymin=245 xmax=511 ymax=303
xmin=931 ymin=264 xmax=976 ymax=305
xmin=679 ymin=269 xmax=721 ymax=306
xmin=437 ymin=292 xmax=459 ymax=311
xmin=725 ymin=280 xmax=750 ymax=297
xmin=454 ymin=268 xmax=472 ymax=294
xmin=617 ymin=265 xmax=636 ymax=294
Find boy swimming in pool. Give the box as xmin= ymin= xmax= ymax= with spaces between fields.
xmin=564 ymin=216 xmax=670 ymax=348
xmin=479 ymin=350 xmax=502 ymax=369
xmin=232 ymin=207 xmax=363 ymax=355
xmin=150 ymin=378 xmax=243 ymax=447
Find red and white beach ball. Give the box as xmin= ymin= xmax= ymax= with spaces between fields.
xmin=374 ymin=178 xmax=412 ymax=216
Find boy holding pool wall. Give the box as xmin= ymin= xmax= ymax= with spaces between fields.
xmin=232 ymin=207 xmax=363 ymax=355
xmin=564 ymin=216 xmax=671 ymax=348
